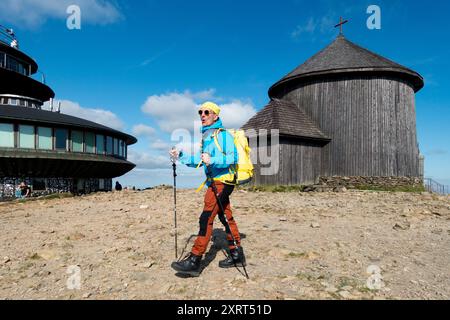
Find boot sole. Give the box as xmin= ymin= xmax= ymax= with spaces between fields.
xmin=219 ymin=262 xmax=247 ymax=269
xmin=171 ymin=262 xmax=201 ymax=277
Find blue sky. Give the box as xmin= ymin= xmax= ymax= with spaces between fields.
xmin=1 ymin=0 xmax=449 ymax=188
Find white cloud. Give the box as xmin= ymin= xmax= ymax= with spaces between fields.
xmin=151 ymin=139 xmax=172 ymax=151
xmin=220 ymin=100 xmax=258 ymax=129
xmin=141 ymin=90 xmax=257 ymax=133
xmin=126 ymin=149 xmax=170 ymax=170
xmin=0 ymin=0 xmax=123 ymax=28
xmin=291 ymin=17 xmax=317 ymax=38
xmin=132 ymin=124 xmax=156 ymax=137
xmin=141 ymin=91 xmax=198 ymax=133
xmin=115 ymin=167 xmax=203 ymax=189
xmin=291 ymin=15 xmax=339 ymax=40
xmin=43 ymin=99 xmax=124 ymax=131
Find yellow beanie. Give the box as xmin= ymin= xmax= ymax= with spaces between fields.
xmin=199 ymin=101 xmax=221 ymax=116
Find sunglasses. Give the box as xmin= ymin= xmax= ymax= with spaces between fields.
xmin=198 ymin=110 xmax=211 ymax=116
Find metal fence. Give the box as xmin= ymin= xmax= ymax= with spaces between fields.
xmin=424 ymin=178 xmax=450 ymax=195
xmin=0 ymin=25 xmax=15 ymax=47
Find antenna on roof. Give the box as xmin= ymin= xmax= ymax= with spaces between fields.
xmin=57 ymin=101 xmax=61 ymax=113
xmin=334 ymin=17 xmax=349 ymax=35
xmin=0 ymin=25 xmax=19 ymax=48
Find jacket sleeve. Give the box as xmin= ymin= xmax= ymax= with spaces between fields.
xmin=179 ymin=150 xmax=202 ymax=168
xmin=209 ymin=130 xmax=237 ymax=169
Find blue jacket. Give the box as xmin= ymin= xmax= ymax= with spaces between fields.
xmin=180 ymin=119 xmax=238 ymax=186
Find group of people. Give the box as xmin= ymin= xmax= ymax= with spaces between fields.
xmin=12 ymin=181 xmax=127 ymax=198
xmin=15 ymin=182 xmax=31 ymax=199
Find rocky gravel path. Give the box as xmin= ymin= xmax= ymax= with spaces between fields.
xmin=0 ymin=189 xmax=449 ymax=300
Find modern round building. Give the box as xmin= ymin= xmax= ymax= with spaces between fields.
xmin=243 ymin=34 xmax=424 ymax=186
xmin=0 ymin=28 xmax=137 ymax=199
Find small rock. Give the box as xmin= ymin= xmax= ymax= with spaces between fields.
xmin=140 ymin=205 xmax=149 ymax=210
xmin=279 ymin=217 xmax=287 ymax=222
xmin=82 ymin=293 xmax=91 ymax=299
xmin=341 ymin=285 xmax=353 ymax=291
xmin=35 ymin=250 xmax=57 ymax=261
xmin=393 ymin=222 xmax=410 ymax=231
xmin=141 ymin=261 xmax=155 ymax=269
xmin=311 ymin=222 xmax=321 ymax=228
xmin=326 ymin=286 xmax=338 ymax=293
xmin=3 ymin=257 xmax=11 ymax=264
xmin=133 ymin=272 xmax=150 ymax=282
xmin=338 ymin=290 xmax=352 ymax=299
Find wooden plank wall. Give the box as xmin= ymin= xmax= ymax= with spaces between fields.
xmin=252 ymin=137 xmax=322 ymax=185
xmin=281 ymin=75 xmax=420 ymax=178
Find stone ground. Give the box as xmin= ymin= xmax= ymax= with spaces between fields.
xmin=0 ymin=188 xmax=449 ymax=300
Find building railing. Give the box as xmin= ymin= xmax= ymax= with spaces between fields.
xmin=424 ymin=178 xmax=450 ymax=195
xmin=0 ymin=25 xmax=17 ymax=48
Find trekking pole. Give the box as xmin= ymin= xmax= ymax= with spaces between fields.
xmin=205 ymin=166 xmax=249 ymax=279
xmin=171 ymin=148 xmax=178 ymax=259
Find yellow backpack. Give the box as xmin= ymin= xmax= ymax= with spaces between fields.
xmin=195 ymin=129 xmax=254 ymax=192
xmin=213 ymin=128 xmax=254 ymax=185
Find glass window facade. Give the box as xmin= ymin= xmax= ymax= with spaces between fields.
xmin=0 ymin=123 xmax=14 ymax=148
xmin=0 ymin=53 xmax=4 ymax=68
xmin=96 ymin=134 xmax=105 ymax=154
xmin=38 ymin=127 xmax=52 ymax=150
xmin=72 ymin=131 xmax=83 ymax=152
xmin=0 ymin=122 xmax=129 ymax=160
xmin=19 ymin=125 xmax=35 ymax=149
xmin=5 ymin=55 xmax=29 ymax=76
xmin=119 ymin=140 xmax=124 ymax=157
xmin=55 ymin=128 xmax=68 ymax=150
xmin=114 ymin=138 xmax=119 ymax=155
xmin=106 ymin=136 xmax=113 ymax=155
xmin=85 ymin=132 xmax=95 ymax=153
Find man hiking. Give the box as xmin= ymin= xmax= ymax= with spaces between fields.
xmin=169 ymin=101 xmax=246 ymax=276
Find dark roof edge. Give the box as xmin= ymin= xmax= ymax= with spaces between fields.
xmin=0 ymin=106 xmax=137 ymax=145
xmin=0 ymin=42 xmax=38 ymax=74
xmin=243 ymin=130 xmax=331 ymax=143
xmin=269 ymin=67 xmax=424 ymax=97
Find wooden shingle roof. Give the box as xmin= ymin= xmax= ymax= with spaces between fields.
xmin=241 ymin=99 xmax=330 ymax=141
xmin=269 ymin=35 xmax=424 ymax=97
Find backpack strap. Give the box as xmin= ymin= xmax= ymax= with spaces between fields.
xmin=195 ymin=128 xmax=235 ymax=192
xmin=213 ymin=129 xmax=237 ymax=184
xmin=212 ymin=128 xmax=225 ymax=155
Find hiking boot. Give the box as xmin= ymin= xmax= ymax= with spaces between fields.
xmin=171 ymin=253 xmax=202 ymax=277
xmin=219 ymin=247 xmax=246 ymax=269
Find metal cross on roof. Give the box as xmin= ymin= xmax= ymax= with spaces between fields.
xmin=334 ymin=17 xmax=349 ymax=35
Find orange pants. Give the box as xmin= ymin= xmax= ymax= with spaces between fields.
xmin=191 ymin=182 xmax=241 ymax=257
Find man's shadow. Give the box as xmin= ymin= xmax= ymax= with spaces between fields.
xmin=174 ymin=229 xmax=246 ymax=278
